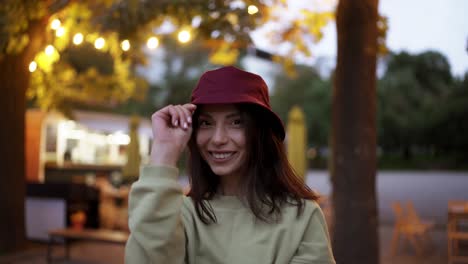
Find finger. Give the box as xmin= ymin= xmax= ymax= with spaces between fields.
xmin=182 ymin=104 xmax=197 ymax=123
xmin=178 ymin=105 xmax=193 ymax=125
xmin=167 ymin=105 xmax=182 ymax=127
xmin=152 ymin=104 xmax=173 ymax=123
xmin=183 ymin=103 xmax=197 ymax=113
xmin=174 ymin=105 xmax=190 ymax=130
xmin=171 ymin=105 xmax=186 ymax=128
xmin=153 ymin=104 xmax=195 ymax=127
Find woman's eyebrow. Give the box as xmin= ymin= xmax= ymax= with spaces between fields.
xmin=226 ymin=112 xmax=241 ymax=118
xmin=198 ymin=113 xmax=211 ymax=118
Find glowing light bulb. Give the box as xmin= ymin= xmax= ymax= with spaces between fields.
xmin=121 ymin=40 xmax=130 ymax=51
xmin=29 ymin=61 xmax=37 ymax=73
xmin=248 ymin=5 xmax=259 ymax=15
xmin=147 ymin=37 xmax=159 ymax=49
xmin=178 ymin=30 xmax=191 ymax=43
xmin=73 ymin=33 xmax=84 ymax=45
xmin=55 ymin=27 xmax=66 ymax=37
xmin=94 ymin=37 xmax=105 ymax=49
xmin=51 ymin=19 xmax=61 ymax=30
xmin=45 ymin=45 xmax=55 ymax=56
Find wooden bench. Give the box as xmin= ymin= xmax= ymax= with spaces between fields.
xmin=47 ymin=228 xmax=129 ymax=263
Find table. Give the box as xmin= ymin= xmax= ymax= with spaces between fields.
xmin=47 ymin=228 xmax=128 ymax=263
xmin=449 ymin=202 xmax=468 ymax=230
xmin=448 ymin=201 xmax=468 ymax=264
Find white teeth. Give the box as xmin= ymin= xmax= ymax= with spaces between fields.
xmin=211 ymin=152 xmax=233 ymax=159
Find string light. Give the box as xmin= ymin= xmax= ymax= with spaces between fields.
xmin=248 ymin=5 xmax=259 ymax=15
xmin=73 ymin=33 xmax=84 ymax=45
xmin=121 ymin=40 xmax=130 ymax=51
xmin=50 ymin=19 xmax=61 ymax=30
xmin=94 ymin=37 xmax=105 ymax=49
xmin=178 ymin=30 xmax=191 ymax=43
xmin=45 ymin=45 xmax=55 ymax=56
xmin=147 ymin=37 xmax=159 ymax=49
xmin=29 ymin=61 xmax=37 ymax=73
xmin=42 ymin=19 xmax=219 ymax=74
xmin=56 ymin=27 xmax=66 ymax=37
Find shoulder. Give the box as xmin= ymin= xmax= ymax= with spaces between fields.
xmin=302 ymin=199 xmax=328 ymax=224
xmin=283 ymin=198 xmax=321 ymax=215
xmin=303 ymin=199 xmax=321 ymax=212
xmin=304 ymin=199 xmax=325 ymax=219
xmin=182 ymin=196 xmax=194 ymax=208
xmin=181 ymin=196 xmax=197 ymax=220
xmin=280 ymin=199 xmax=331 ymax=234
xmin=301 ymin=200 xmax=325 ymax=225
xmin=279 ymin=199 xmax=322 ymax=224
xmin=290 ymin=199 xmax=335 ymax=263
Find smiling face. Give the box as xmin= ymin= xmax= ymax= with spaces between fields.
xmin=195 ymin=104 xmax=247 ymax=180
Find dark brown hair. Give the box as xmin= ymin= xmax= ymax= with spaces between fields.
xmin=187 ymin=103 xmax=318 ymax=224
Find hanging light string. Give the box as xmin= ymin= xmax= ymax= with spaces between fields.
xmin=29 ymin=4 xmax=260 ymax=72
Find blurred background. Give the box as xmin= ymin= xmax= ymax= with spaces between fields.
xmin=0 ymin=0 xmax=467 ymax=263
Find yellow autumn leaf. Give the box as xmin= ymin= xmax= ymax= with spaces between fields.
xmin=35 ymin=51 xmax=60 ymax=73
xmin=226 ymin=13 xmax=239 ymax=26
xmin=296 ymin=40 xmax=312 ymax=57
xmin=209 ymin=43 xmax=239 ymax=66
xmin=274 ymin=56 xmax=297 ymax=78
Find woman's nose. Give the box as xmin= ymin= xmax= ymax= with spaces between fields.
xmin=211 ymin=125 xmax=228 ymax=145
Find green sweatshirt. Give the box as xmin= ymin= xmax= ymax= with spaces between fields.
xmin=125 ymin=165 xmax=335 ymax=264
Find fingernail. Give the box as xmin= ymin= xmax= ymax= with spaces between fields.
xmin=183 ymin=122 xmax=187 ymax=129
xmin=174 ymin=120 xmax=178 ymax=126
xmin=187 ymin=117 xmax=192 ymax=123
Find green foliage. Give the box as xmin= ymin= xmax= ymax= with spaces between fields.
xmin=2 ymin=0 xmax=342 ymax=116
xmin=1 ymin=2 xmax=156 ymax=112
xmin=103 ymin=1 xmax=264 ymax=42
xmin=377 ymin=50 xmax=465 ymax=164
xmin=425 ymin=73 xmax=468 ymax=155
xmin=157 ymin=40 xmax=212 ymax=105
xmin=268 ymin=50 xmax=465 ymax=169
xmin=0 ymin=0 xmax=46 ymax=56
xmin=27 ymin=34 xmax=146 ymax=113
xmin=271 ymin=65 xmax=332 ymax=148
xmin=114 ymin=38 xmax=212 ymax=117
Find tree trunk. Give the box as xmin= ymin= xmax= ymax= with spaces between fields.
xmin=0 ymin=18 xmax=47 ymax=253
xmin=331 ymin=0 xmax=379 ymax=263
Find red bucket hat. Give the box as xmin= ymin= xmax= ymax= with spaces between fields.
xmin=191 ymin=66 xmax=285 ymax=140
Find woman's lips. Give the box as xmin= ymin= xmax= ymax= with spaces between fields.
xmin=209 ymin=151 xmax=236 ymax=162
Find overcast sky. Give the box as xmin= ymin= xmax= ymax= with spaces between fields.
xmin=380 ymin=0 xmax=467 ymax=76
xmin=251 ymin=0 xmax=468 ymax=77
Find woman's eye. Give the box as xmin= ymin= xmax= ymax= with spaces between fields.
xmin=232 ymin=119 xmax=243 ymax=126
xmin=199 ymin=120 xmax=211 ymax=127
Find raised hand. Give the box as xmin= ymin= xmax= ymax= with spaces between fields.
xmin=149 ymin=104 xmax=197 ymax=167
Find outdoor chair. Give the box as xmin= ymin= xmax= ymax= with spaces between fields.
xmin=391 ymin=201 xmax=434 ymax=256
xmin=448 ymin=200 xmax=468 ymax=264
xmin=406 ymin=200 xmax=435 ymax=231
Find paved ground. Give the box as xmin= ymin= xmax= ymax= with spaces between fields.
xmin=0 ymin=225 xmax=452 ymax=264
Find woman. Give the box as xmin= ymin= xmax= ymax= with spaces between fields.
xmin=125 ymin=66 xmax=335 ymax=263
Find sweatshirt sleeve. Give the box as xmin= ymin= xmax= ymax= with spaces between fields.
xmin=125 ymin=165 xmax=185 ymax=264
xmin=291 ymin=202 xmax=336 ymax=264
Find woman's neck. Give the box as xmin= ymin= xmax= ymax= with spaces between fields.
xmin=219 ymin=173 xmax=242 ymax=196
